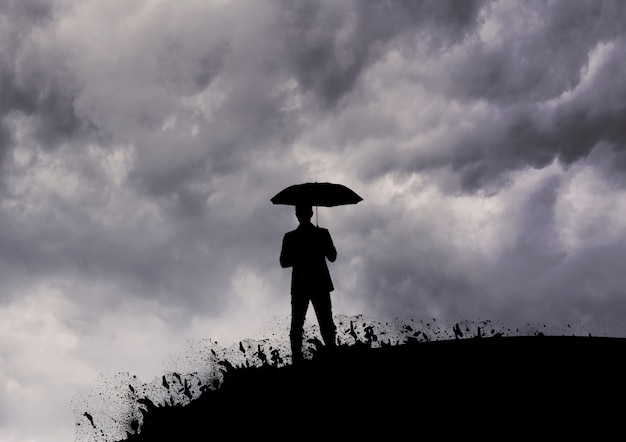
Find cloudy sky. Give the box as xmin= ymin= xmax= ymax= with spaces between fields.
xmin=2 ymin=0 xmax=626 ymax=440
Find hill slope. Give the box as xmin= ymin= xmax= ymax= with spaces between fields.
xmin=119 ymin=335 xmax=626 ymax=440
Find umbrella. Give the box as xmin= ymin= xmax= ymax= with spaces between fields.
xmin=271 ymin=182 xmax=363 ymax=225
xmin=271 ymin=182 xmax=363 ymax=207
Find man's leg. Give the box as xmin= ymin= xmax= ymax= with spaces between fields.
xmin=290 ymin=295 xmax=309 ymax=364
xmin=311 ymin=292 xmax=336 ymax=349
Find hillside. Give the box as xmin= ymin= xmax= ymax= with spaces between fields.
xmin=117 ymin=334 xmax=626 ymax=440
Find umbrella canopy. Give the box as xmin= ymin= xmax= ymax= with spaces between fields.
xmin=271 ymin=182 xmax=363 ymax=207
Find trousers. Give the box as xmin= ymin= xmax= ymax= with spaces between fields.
xmin=290 ymin=291 xmax=336 ymax=363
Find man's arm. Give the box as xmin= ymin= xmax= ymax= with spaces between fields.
xmin=279 ymin=234 xmax=293 ymax=268
xmin=324 ymin=230 xmax=337 ymax=262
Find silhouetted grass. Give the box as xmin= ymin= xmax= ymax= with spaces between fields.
xmin=118 ymin=334 xmax=626 ymax=440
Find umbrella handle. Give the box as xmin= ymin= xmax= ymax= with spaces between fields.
xmin=315 ymin=206 xmax=318 ymax=226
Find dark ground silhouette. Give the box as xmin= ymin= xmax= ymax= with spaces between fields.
xmin=112 ymin=328 xmax=626 ymax=441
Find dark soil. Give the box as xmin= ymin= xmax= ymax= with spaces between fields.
xmin=120 ymin=335 xmax=626 ymax=440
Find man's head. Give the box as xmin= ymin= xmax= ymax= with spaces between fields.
xmin=295 ymin=204 xmax=313 ymax=224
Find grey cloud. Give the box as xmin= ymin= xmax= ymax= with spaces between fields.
xmin=52 ymin=0 xmax=488 ymax=209
xmin=553 ymin=242 xmax=626 ymax=325
xmin=0 ymin=0 xmax=53 ymax=23
xmin=2 ymin=0 xmax=623 ymax=320
xmin=0 ymin=0 xmax=309 ymax=317
xmin=485 ymin=239 xmax=626 ymax=335
xmin=63 ymin=2 xmax=298 ymax=205
xmin=411 ymin=50 xmax=626 ymax=192
xmin=280 ymin=0 xmax=486 ymax=109
xmin=0 ymin=0 xmax=85 ymax=166
xmin=443 ymin=0 xmax=626 ymax=105
xmin=156 ymin=40 xmax=230 ymax=97
xmin=321 ymin=0 xmax=626 ymax=192
xmin=335 ymin=195 xmax=478 ymax=322
xmin=348 ymin=168 xmax=615 ymax=333
xmin=0 ymin=187 xmax=227 ymax=314
xmin=490 ymin=174 xmax=566 ymax=283
xmin=357 ymin=240 xmax=477 ymax=321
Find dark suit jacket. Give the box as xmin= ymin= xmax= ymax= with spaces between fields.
xmin=280 ymin=223 xmax=337 ymax=296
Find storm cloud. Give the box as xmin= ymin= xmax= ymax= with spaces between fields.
xmin=1 ymin=1 xmax=626 ymax=441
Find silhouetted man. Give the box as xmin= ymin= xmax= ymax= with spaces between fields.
xmin=280 ymin=204 xmax=337 ymax=364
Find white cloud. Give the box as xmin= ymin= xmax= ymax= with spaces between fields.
xmin=556 ymin=160 xmax=626 ymax=251
xmin=0 ymin=287 xmax=89 ymax=442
